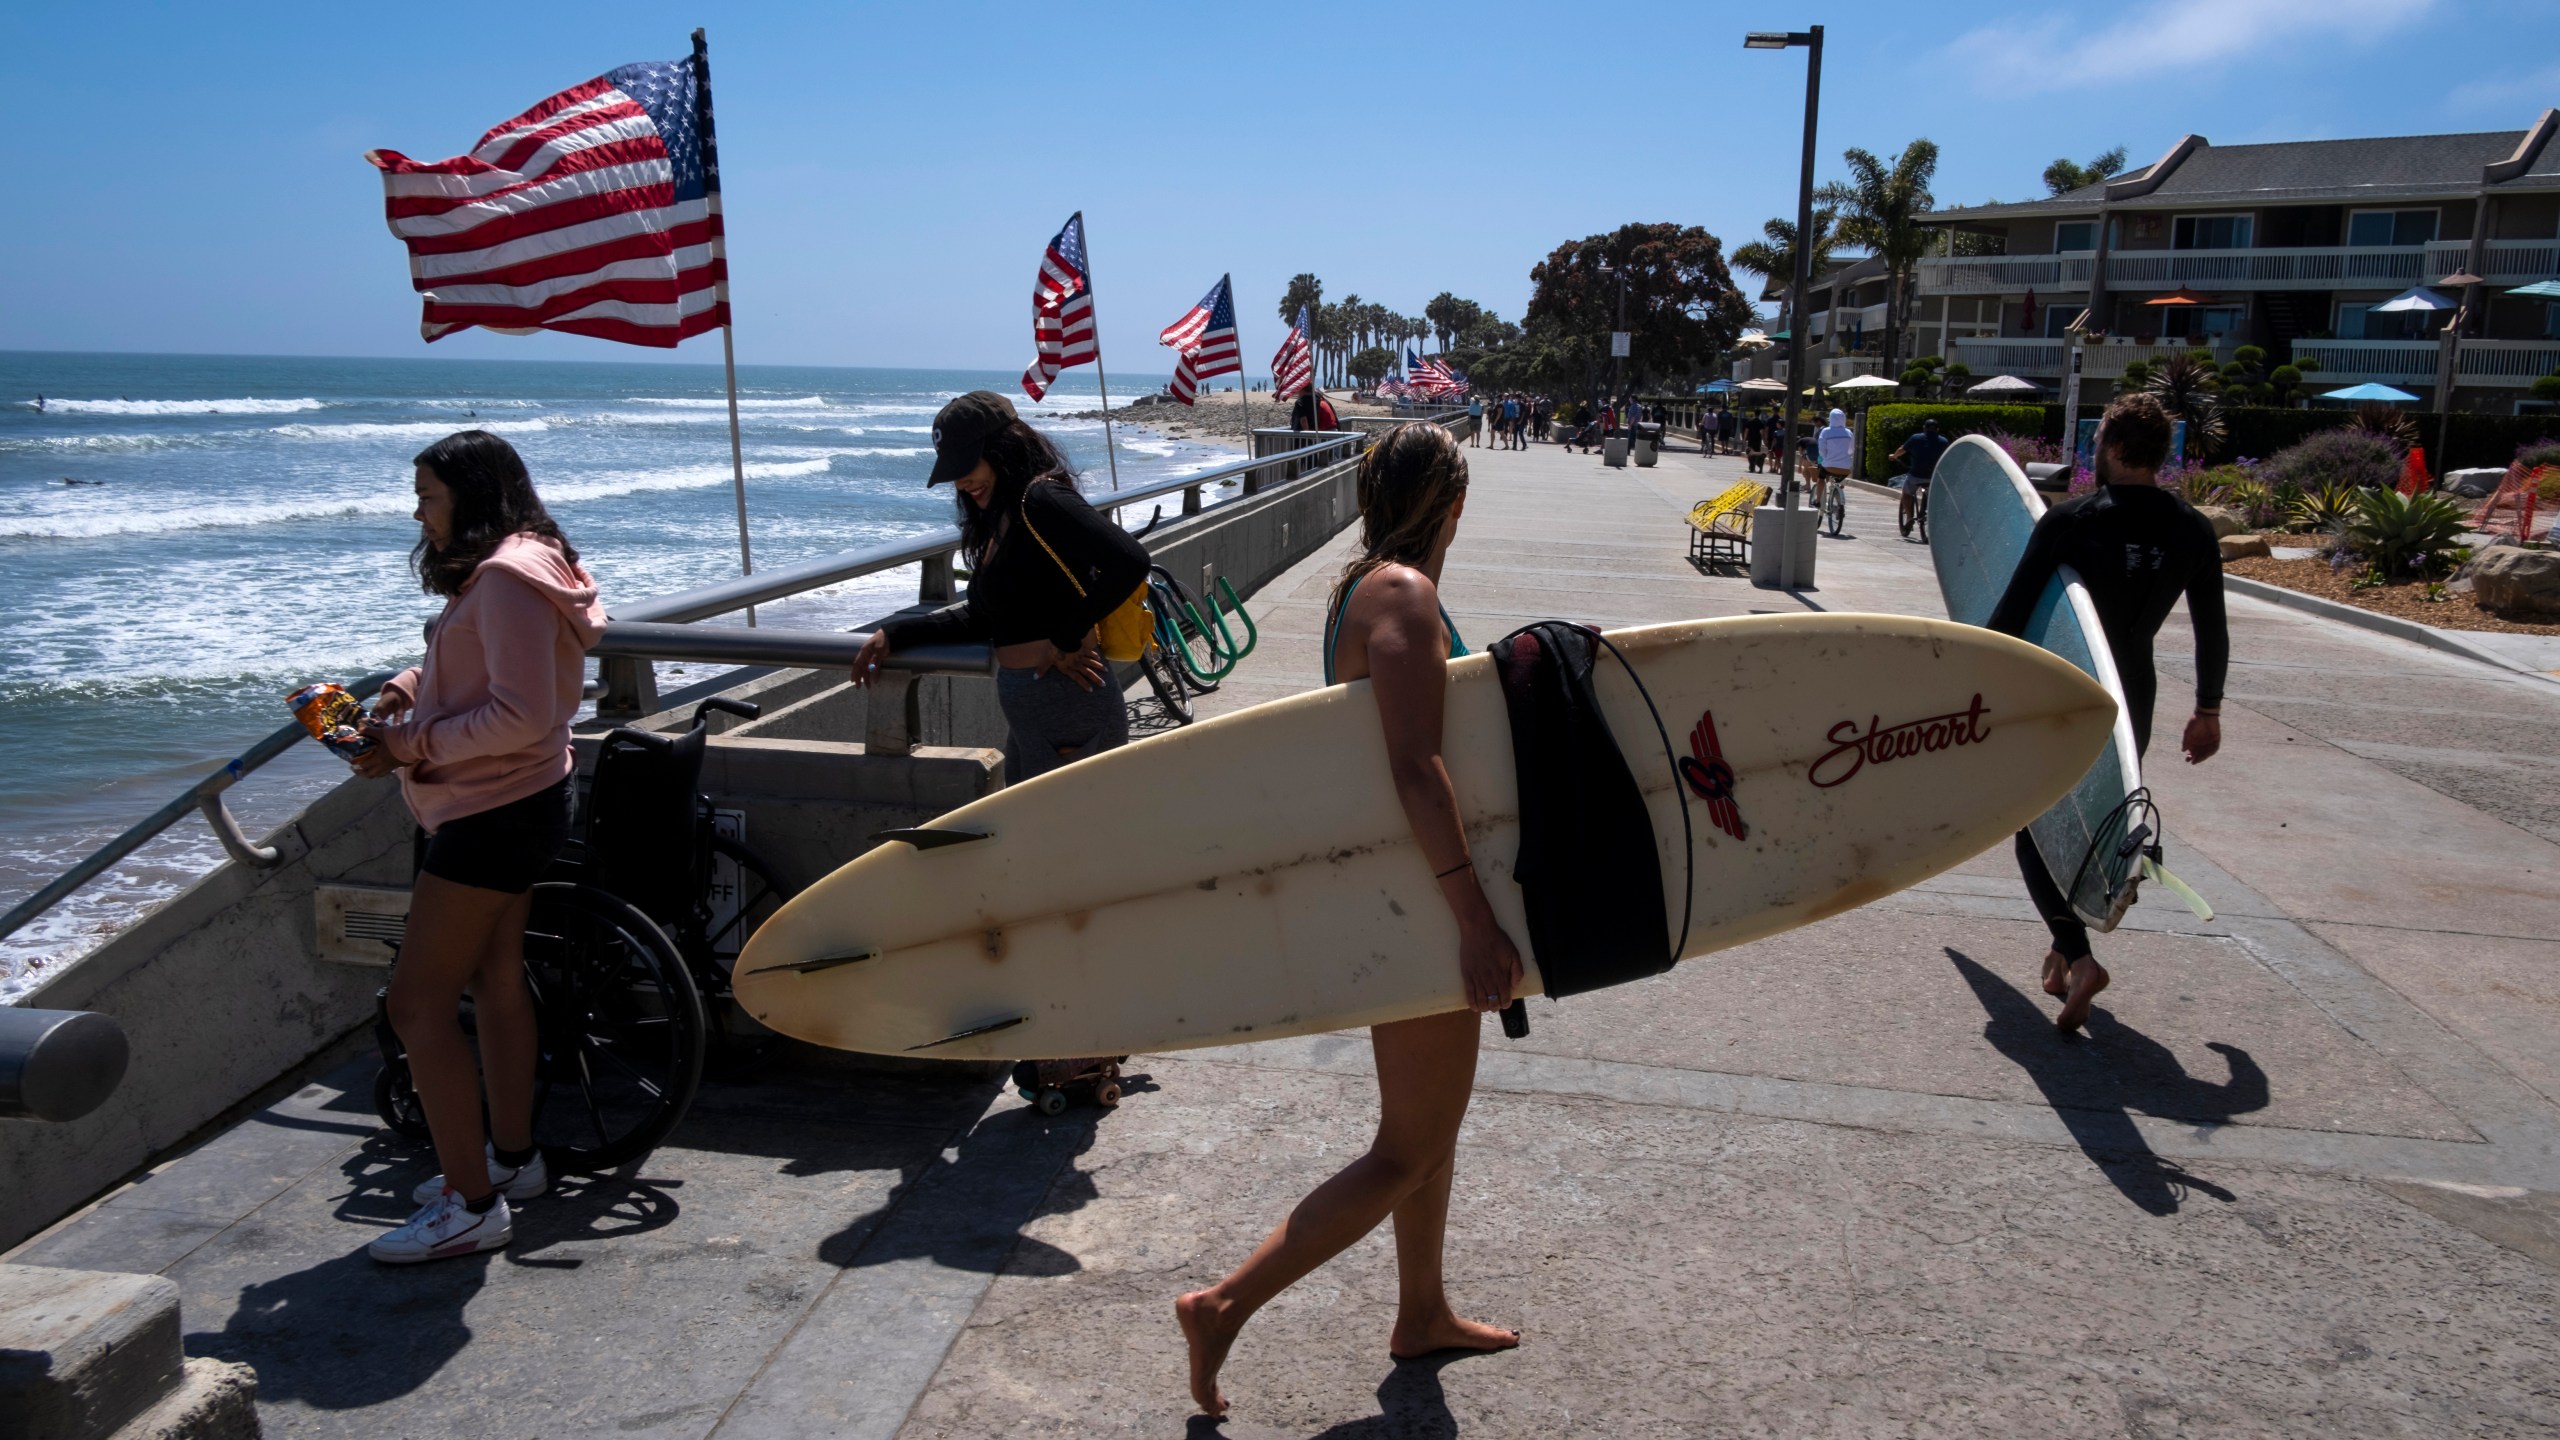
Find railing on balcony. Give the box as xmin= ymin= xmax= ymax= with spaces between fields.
xmin=2457 ymin=339 xmax=2560 ymax=383
xmin=1948 ymin=337 xmax=2242 ymax=382
xmin=1916 ymin=255 xmax=2094 ymax=294
xmin=2427 ymin=239 xmax=2560 ymax=284
xmin=1819 ymin=355 xmax=1890 ymax=383
xmin=2105 ymin=247 xmax=2429 ymax=290
xmin=2289 ymin=339 xmax=2436 ymax=383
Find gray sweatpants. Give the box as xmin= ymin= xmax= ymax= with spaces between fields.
xmin=996 ymin=664 xmax=1129 ymax=784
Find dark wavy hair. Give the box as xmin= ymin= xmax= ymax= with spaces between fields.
xmin=954 ymin=419 xmax=1078 ymax=564
xmin=411 ymin=431 xmax=578 ymax=597
xmin=1330 ymin=422 xmax=1468 ymax=616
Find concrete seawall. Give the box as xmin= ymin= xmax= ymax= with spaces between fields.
xmin=0 ymin=442 xmax=1371 ymax=1251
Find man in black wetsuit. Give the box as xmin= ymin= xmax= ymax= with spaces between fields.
xmin=1985 ymin=392 xmax=2228 ymax=1032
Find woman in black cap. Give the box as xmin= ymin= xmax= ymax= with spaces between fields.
xmin=848 ymin=391 xmax=1150 ymax=781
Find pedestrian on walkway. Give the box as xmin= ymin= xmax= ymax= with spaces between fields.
xmin=356 ymin=430 xmax=608 ymax=1263
xmin=1467 ymin=394 xmax=1484 ymax=446
xmin=1178 ymin=422 xmax=1522 ymax=1417
xmin=1986 ymin=393 xmax=2228 ymax=1032
xmin=1743 ymin=409 xmax=1766 ymax=472
xmin=1718 ymin=405 xmax=1737 ymax=456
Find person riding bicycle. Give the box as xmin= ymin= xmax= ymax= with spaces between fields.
xmin=1891 ymin=417 xmax=1951 ymax=538
xmin=1811 ymin=407 xmax=1855 ymax=511
xmin=849 ymin=390 xmax=1150 ymax=784
xmin=349 ymin=430 xmax=607 ymax=1264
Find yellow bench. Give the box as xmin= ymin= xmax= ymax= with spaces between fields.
xmin=1686 ymin=481 xmax=1771 ymax=568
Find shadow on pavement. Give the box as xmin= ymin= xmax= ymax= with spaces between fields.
xmin=1949 ymin=948 xmax=2263 ymax=1215
xmin=188 ymin=1139 xmax=687 ymax=1408
xmin=1297 ymin=1352 xmax=1476 ymax=1439
xmin=816 ymin=1095 xmax=1108 ymax=1277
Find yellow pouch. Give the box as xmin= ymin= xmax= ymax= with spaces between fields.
xmin=1019 ymin=508 xmax=1153 ymax=663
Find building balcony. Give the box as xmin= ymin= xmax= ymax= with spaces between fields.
xmin=2290 ymin=339 xmax=2436 ymax=385
xmin=1947 ymin=337 xmax=2233 ymax=382
xmin=1916 ymin=255 xmax=2095 ymax=295
xmin=1918 ymin=240 xmax=2560 ymax=300
xmin=1819 ymin=354 xmax=1891 ymax=383
xmin=2456 ymin=338 xmax=2560 ymax=385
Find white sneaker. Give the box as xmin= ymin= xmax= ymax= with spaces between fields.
xmin=369 ymin=1189 xmax=512 ymax=1264
xmin=412 ymin=1145 xmax=549 ymax=1206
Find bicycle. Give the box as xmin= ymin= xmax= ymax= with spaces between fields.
xmin=1822 ymin=473 xmax=1847 ymax=537
xmin=1900 ymin=477 xmax=1932 ymax=544
xmin=1127 ymin=565 xmax=1258 ymax=732
xmin=371 ymin=698 xmax=796 ymax=1173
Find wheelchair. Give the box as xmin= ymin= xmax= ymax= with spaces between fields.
xmin=371 ymin=697 xmax=798 ymax=1173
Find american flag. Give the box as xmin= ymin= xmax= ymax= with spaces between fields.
xmin=1021 ymin=213 xmax=1098 ymax=401
xmin=1406 ymin=350 xmax=1467 ymax=398
xmin=1159 ymin=275 xmax=1241 ymax=406
xmin=367 ymin=55 xmax=726 ymax=346
xmin=1272 ymin=306 xmax=1315 ymax=400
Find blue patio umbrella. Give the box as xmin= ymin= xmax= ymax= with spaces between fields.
xmin=2505 ymin=279 xmax=2560 ymax=299
xmin=2315 ymin=382 xmax=2421 ymax=403
xmin=2370 ymin=285 xmax=2455 ymax=314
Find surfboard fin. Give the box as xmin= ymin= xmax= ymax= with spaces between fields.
xmin=873 ymin=827 xmax=991 ymax=851
xmin=2139 ymin=855 xmax=2215 ymax=921
xmin=906 ymin=1015 xmax=1026 ymax=1051
xmin=745 ymin=948 xmax=878 ymax=976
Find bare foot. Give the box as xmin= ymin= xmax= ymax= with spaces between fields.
xmin=1389 ymin=1309 xmax=1522 ymax=1362
xmin=2055 ymin=957 xmax=2110 ymax=1033
xmin=2040 ymin=950 xmax=2071 ymax=999
xmin=1176 ymin=1289 xmax=1240 ymax=1416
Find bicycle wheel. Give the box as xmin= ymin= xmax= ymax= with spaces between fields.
xmin=520 ymin=882 xmax=705 ymax=1174
xmin=1825 ymin=483 xmax=1845 ymax=537
xmin=1915 ymin=486 xmax=1930 ymax=544
xmin=1137 ymin=643 xmax=1193 ymax=726
xmin=1150 ymin=571 xmax=1224 ymax=693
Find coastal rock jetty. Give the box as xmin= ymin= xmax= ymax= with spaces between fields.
xmin=1066 ymin=388 xmax=1391 ymax=447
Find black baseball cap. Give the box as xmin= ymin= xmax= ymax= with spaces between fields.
xmin=927 ymin=390 xmax=1018 ymax=486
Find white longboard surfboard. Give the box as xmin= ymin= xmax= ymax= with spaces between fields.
xmin=1925 ymin=435 xmax=2155 ymax=932
xmin=733 ymin=613 xmax=2115 ymax=1059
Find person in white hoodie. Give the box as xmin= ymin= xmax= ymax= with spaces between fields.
xmin=346 ymin=430 xmax=607 ymax=1264
xmin=1812 ymin=406 xmax=1857 ymax=515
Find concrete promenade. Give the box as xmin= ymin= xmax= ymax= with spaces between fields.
xmin=12 ymin=434 xmax=2560 ymax=1436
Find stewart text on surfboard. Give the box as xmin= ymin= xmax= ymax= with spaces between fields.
xmin=1807 ymin=693 xmax=1994 ymax=790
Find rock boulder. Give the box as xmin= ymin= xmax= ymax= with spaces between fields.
xmin=2441 ymin=467 xmax=2506 ymax=499
xmin=2466 ymin=545 xmax=2560 ymax=614
xmin=2194 ymin=504 xmax=2247 ymax=538
xmin=2218 ymin=533 xmax=2272 ymax=561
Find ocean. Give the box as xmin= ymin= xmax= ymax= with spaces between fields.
xmin=0 ymin=350 xmax=1235 ymax=999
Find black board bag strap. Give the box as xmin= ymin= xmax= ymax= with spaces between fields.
xmin=1487 ymin=622 xmax=1691 ymax=1033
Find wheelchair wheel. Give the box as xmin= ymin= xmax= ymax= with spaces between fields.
xmin=521 ymin=882 xmax=705 ymax=1174
xmin=372 ymin=1064 xmax=430 ymax=1142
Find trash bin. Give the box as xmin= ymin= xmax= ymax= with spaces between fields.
xmin=1633 ymin=437 xmax=1658 ymax=467
xmin=1604 ymin=436 xmax=1629 ymax=468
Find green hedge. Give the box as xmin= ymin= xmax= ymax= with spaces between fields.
xmin=1864 ymin=403 xmax=2049 ymax=479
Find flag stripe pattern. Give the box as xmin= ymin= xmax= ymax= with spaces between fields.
xmin=1272 ymin=307 xmax=1315 ymax=401
xmin=1021 ymin=214 xmax=1097 ymax=401
xmin=1406 ymin=350 xmax=1469 ymax=398
xmin=1161 ymin=276 xmax=1241 ymax=406
xmin=367 ymin=59 xmax=726 ymax=347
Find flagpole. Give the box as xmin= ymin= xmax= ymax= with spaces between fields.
xmin=693 ymin=28 xmax=755 ymax=625
xmin=1074 ymin=211 xmax=1124 ymax=492
xmin=1227 ymin=274 xmax=1250 ymax=434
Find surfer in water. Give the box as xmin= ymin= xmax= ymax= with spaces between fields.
xmin=1986 ymin=392 xmax=2227 ymax=1031
xmin=1178 ymin=421 xmax=1523 ymax=1416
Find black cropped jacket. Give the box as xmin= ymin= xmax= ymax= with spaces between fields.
xmin=880 ymin=478 xmax=1150 ymax=654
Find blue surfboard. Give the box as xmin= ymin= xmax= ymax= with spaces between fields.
xmin=1926 ymin=437 xmax=2149 ymax=933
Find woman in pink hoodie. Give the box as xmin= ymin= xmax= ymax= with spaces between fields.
xmin=347 ymin=431 xmax=606 ymax=1264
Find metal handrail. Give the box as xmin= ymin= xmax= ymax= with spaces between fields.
xmin=0 ymin=429 xmax=1378 ymax=953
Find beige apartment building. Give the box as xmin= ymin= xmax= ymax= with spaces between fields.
xmin=1737 ymin=112 xmax=2560 ymax=413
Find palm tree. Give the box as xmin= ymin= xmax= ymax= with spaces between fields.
xmin=1730 ymin=209 xmax=1838 ymax=338
xmin=1819 ymin=140 xmax=1939 ymax=375
xmin=2142 ymin=351 xmax=2226 ymax=460
xmin=2042 ymin=146 xmax=2128 ymax=198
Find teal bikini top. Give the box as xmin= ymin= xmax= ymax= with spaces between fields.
xmin=1322 ymin=571 xmax=1467 ymax=685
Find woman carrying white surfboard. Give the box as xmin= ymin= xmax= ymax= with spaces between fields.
xmin=1177 ymin=422 xmax=1524 ymax=1417
xmin=1986 ymin=393 xmax=2228 ymax=1031
xmin=848 ymin=391 xmax=1150 ymax=782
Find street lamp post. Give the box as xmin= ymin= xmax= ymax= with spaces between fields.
xmin=1747 ymin=24 xmax=1822 ymax=591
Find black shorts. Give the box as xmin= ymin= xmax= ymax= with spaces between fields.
xmin=415 ymin=777 xmax=575 ymax=894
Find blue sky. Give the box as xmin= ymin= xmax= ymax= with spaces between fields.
xmin=4 ymin=0 xmax=2554 ymax=373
